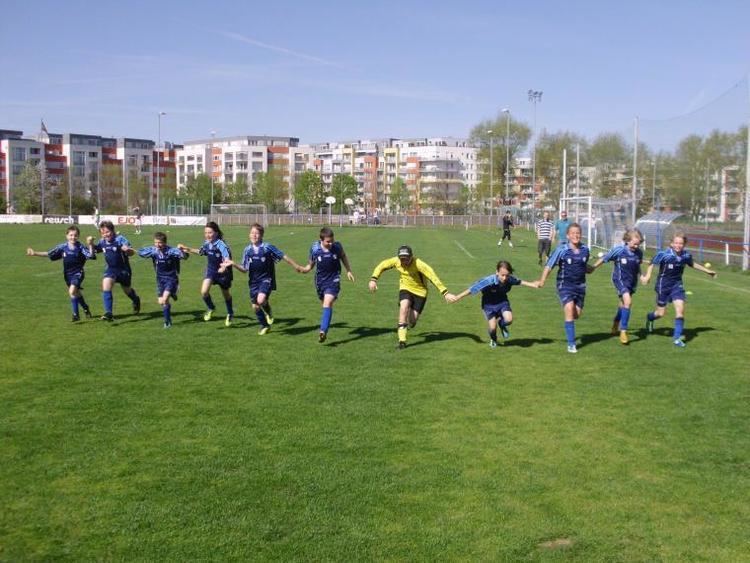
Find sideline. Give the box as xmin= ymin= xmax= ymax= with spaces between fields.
xmin=454 ymin=240 xmax=475 ymax=259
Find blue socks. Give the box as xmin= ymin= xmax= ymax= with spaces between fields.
xmin=647 ymin=311 xmax=657 ymax=322
xmin=488 ymin=329 xmax=497 ymax=342
xmin=613 ymin=308 xmax=622 ymax=323
xmin=202 ymin=294 xmax=215 ymax=311
xmin=128 ymin=290 xmax=139 ymax=304
xmin=255 ymin=308 xmax=268 ymax=327
xmin=225 ymin=298 xmax=234 ymax=317
xmin=70 ymin=296 xmax=79 ymax=316
xmin=674 ymin=317 xmax=684 ymax=339
xmin=564 ymin=321 xmax=576 ymax=346
xmin=163 ymin=304 xmax=171 ymax=324
xmin=103 ymin=290 xmax=113 ymax=314
xmin=78 ymin=295 xmax=89 ymax=312
xmin=320 ymin=306 xmax=332 ymax=333
xmin=620 ymin=308 xmax=631 ymax=330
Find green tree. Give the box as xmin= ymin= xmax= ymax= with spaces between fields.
xmin=14 ymin=161 xmax=42 ymax=213
xmin=253 ymin=171 xmax=288 ymax=213
xmin=183 ymin=174 xmax=213 ymax=210
xmin=388 ymin=177 xmax=410 ymax=213
xmin=534 ymin=131 xmax=588 ymax=208
xmin=294 ymin=170 xmax=326 ymax=212
xmin=330 ymin=174 xmax=358 ymax=214
xmin=224 ymin=177 xmax=251 ymax=204
xmin=127 ymin=172 xmax=151 ymax=212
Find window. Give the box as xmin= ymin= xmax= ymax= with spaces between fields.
xmin=73 ymin=151 xmax=85 ymax=166
xmin=30 ymin=147 xmax=41 ymax=155
xmin=12 ymin=147 xmax=25 ymax=160
xmin=89 ymin=151 xmax=98 ymax=158
xmin=252 ymin=152 xmax=263 ymax=158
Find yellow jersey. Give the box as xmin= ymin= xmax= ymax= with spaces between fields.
xmin=370 ymin=257 xmax=448 ymax=298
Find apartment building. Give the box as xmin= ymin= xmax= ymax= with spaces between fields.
xmin=718 ymin=165 xmax=743 ymax=222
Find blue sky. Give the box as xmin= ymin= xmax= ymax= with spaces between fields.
xmin=1 ymin=0 xmax=748 ymax=150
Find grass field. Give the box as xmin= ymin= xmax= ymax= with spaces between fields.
xmin=1 ymin=223 xmax=749 ymax=561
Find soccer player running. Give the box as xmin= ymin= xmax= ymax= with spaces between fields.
xmin=298 ymin=227 xmax=355 ymax=343
xmin=640 ymin=232 xmax=716 ymax=348
xmin=137 ymin=231 xmax=189 ymax=328
xmin=497 ymin=211 xmax=514 ymax=247
xmin=369 ymin=245 xmax=456 ymax=349
xmin=537 ymin=223 xmax=593 ymax=354
xmin=453 ymin=260 xmax=539 ymax=348
xmin=589 ymin=228 xmax=644 ymax=345
xmin=222 ymin=223 xmax=305 ymax=335
xmin=88 ymin=220 xmax=141 ymax=321
xmin=535 ymin=211 xmax=554 ymax=265
xmin=27 ymin=225 xmax=95 ymax=321
xmin=178 ymin=221 xmax=235 ymax=326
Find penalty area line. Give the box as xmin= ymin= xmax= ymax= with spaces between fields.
xmin=454 ymin=240 xmax=475 ymax=259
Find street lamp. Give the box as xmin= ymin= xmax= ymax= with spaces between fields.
xmin=502 ymin=108 xmax=511 ymax=202
xmin=487 ymin=129 xmax=494 ymax=217
xmin=156 ymin=111 xmax=166 ymax=219
xmin=528 ymin=89 xmax=543 ymax=213
xmin=210 ymin=130 xmax=216 ymax=210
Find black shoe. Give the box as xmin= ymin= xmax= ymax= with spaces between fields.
xmin=72 ymin=314 xmax=80 ymax=322
xmin=83 ymin=308 xmax=92 ymax=319
xmin=100 ymin=313 xmax=113 ymax=322
xmin=398 ymin=341 xmax=407 ymax=349
xmin=319 ymin=331 xmax=327 ymax=343
xmin=132 ymin=295 xmax=141 ymax=314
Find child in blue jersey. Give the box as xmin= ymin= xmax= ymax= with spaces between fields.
xmin=641 ymin=232 xmax=716 ymax=347
xmin=88 ymin=220 xmax=141 ymax=321
xmin=590 ymin=228 xmax=644 ymax=345
xmin=178 ymin=221 xmax=235 ymax=326
xmin=299 ymin=227 xmax=355 ymax=342
xmin=222 ymin=223 xmax=304 ymax=335
xmin=137 ymin=231 xmax=189 ymax=328
xmin=537 ymin=222 xmax=593 ymax=353
xmin=453 ymin=260 xmax=539 ymax=348
xmin=27 ymin=225 xmax=95 ymax=321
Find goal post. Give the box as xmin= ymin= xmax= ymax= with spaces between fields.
xmin=559 ymin=196 xmax=635 ymax=250
xmin=210 ymin=204 xmax=268 ymax=226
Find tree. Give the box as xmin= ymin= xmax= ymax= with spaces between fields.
xmin=127 ymin=172 xmax=151 ymax=212
xmin=13 ymin=161 xmax=42 ymax=213
xmin=294 ymin=170 xmax=326 ymax=212
xmin=388 ymin=177 xmax=410 ymax=214
xmin=330 ymin=174 xmax=358 ymax=214
xmin=183 ymin=174 xmax=213 ymax=210
xmin=253 ymin=171 xmax=288 ymax=213
xmin=534 ymin=131 xmax=588 ymax=208
xmin=224 ymin=177 xmax=251 ymax=204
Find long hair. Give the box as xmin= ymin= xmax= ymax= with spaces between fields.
xmin=206 ymin=221 xmax=224 ymax=240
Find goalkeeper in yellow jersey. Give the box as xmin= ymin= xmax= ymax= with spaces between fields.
xmin=369 ymin=245 xmax=456 ymax=349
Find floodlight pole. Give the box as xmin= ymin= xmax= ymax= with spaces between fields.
xmin=502 ymin=108 xmax=511 ymax=202
xmin=487 ymin=130 xmax=494 ymax=217
xmin=528 ymin=90 xmax=542 ymax=214
xmin=157 ymin=111 xmax=166 ymax=219
xmin=632 ymin=116 xmax=639 ymax=225
xmin=743 ymin=111 xmax=750 ymax=270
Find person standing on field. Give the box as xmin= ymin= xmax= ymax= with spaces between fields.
xmin=535 ymin=211 xmax=554 ymax=265
xmin=497 ymin=211 xmax=514 ymax=247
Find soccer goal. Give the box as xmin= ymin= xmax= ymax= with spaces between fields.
xmin=559 ymin=196 xmax=635 ymax=250
xmin=210 ymin=204 xmax=268 ymax=226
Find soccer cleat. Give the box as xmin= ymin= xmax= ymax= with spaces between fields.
xmin=567 ymin=344 xmax=578 ymax=354
xmin=673 ymin=338 xmax=686 ymax=348
xmin=619 ymin=330 xmax=629 ymax=345
xmin=72 ymin=314 xmax=80 ymax=322
xmin=83 ymin=308 xmax=93 ymax=319
xmin=397 ymin=341 xmax=407 ymax=349
xmin=163 ymin=322 xmax=172 ymax=329
xmin=259 ymin=326 xmax=270 ymax=336
xmin=132 ymin=295 xmax=141 ymax=314
xmin=264 ymin=311 xmax=274 ymax=326
xmin=318 ymin=331 xmax=326 ymax=343
xmin=225 ymin=315 xmax=233 ymax=327
xmin=646 ymin=318 xmax=654 ymax=334
xmin=501 ymin=327 xmax=510 ymax=339
xmin=489 ymin=340 xmax=497 ymax=348
xmin=100 ymin=312 xmax=113 ymax=322
xmin=497 ymin=241 xmax=502 ymax=246
xmin=203 ymin=309 xmax=214 ymax=322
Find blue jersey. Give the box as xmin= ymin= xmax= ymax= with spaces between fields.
xmin=546 ymin=242 xmax=590 ymax=289
xmin=241 ymin=242 xmax=285 ymax=288
xmin=138 ymin=245 xmax=187 ymax=281
xmin=469 ymin=274 xmax=522 ymax=307
xmin=309 ymin=241 xmax=345 ymax=287
xmin=48 ymin=241 xmax=94 ymax=277
xmin=601 ymin=244 xmax=643 ymax=292
xmin=199 ymin=239 xmax=232 ymax=277
xmin=652 ymin=248 xmax=693 ymax=291
xmin=94 ymin=234 xmax=132 ymax=272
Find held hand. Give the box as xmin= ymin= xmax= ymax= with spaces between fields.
xmin=26 ymin=247 xmax=35 ymax=256
xmin=368 ymin=280 xmax=378 ymax=293
xmin=537 ymin=279 xmax=545 ymax=288
xmin=528 ymin=280 xmax=541 ymax=289
xmin=86 ymin=236 xmax=94 ymax=246
xmin=347 ymin=271 xmax=355 ymax=283
xmin=444 ymin=292 xmax=457 ymax=304
xmin=640 ymin=275 xmax=649 ymax=285
xmin=177 ymin=243 xmax=188 ymax=251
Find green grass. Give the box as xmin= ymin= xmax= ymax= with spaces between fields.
xmin=1 ymin=223 xmax=749 ymax=561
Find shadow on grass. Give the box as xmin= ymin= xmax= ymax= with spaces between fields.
xmin=407 ymin=331 xmax=485 ymax=348
xmin=630 ymin=325 xmax=716 ymax=343
xmin=111 ymin=309 xmax=205 ymax=325
xmin=502 ymin=337 xmax=556 ymax=348
xmin=327 ymin=326 xmax=394 ymax=346
xmin=278 ymin=320 xmax=345 ymax=336
xmin=579 ymin=331 xmax=618 ymax=347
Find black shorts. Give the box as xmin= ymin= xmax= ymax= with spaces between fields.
xmin=399 ymin=290 xmax=427 ymax=314
xmin=502 ymin=229 xmax=512 ymax=240
xmin=537 ymin=239 xmax=551 ymax=256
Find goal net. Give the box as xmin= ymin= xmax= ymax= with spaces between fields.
xmin=210 ymin=204 xmax=268 ymax=226
xmin=559 ymin=196 xmax=635 ymax=251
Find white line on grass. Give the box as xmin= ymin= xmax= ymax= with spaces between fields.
xmin=454 ymin=240 xmax=475 ymax=259
xmin=687 ymin=273 xmax=750 ymax=296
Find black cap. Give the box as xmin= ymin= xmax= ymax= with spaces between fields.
xmin=397 ymin=245 xmax=413 ymax=258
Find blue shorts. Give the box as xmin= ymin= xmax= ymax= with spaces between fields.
xmin=157 ymin=277 xmax=179 ymax=298
xmin=613 ymin=280 xmax=637 ymax=297
xmin=656 ymin=284 xmax=685 ymax=307
xmin=104 ymin=268 xmax=132 ymax=287
xmin=482 ymin=301 xmax=511 ymax=320
xmin=317 ymin=282 xmax=340 ymax=301
xmin=250 ymin=279 xmax=273 ymax=304
xmin=64 ymin=271 xmax=84 ymax=288
xmin=206 ymin=269 xmax=233 ymax=290
xmin=558 ymin=285 xmax=586 ymax=309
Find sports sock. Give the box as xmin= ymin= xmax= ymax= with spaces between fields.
xmin=103 ymin=290 xmax=113 ymax=314
xmin=674 ymin=317 xmax=684 ymax=339
xmin=261 ymin=303 xmax=272 ymax=318
xmin=163 ymin=304 xmax=171 ymax=324
xmin=564 ymin=320 xmax=576 ymax=346
xmin=397 ymin=323 xmax=408 ymax=342
xmin=225 ymin=298 xmax=234 ymax=316
xmin=488 ymin=329 xmax=497 ymax=343
xmin=647 ymin=311 xmax=657 ymax=322
xmin=613 ymin=308 xmax=622 ymax=323
xmin=255 ymin=309 xmax=268 ymax=327
xmin=128 ymin=290 xmax=139 ymax=303
xmin=202 ymin=294 xmax=215 ymax=311
xmin=620 ymin=308 xmax=631 ymax=330
xmin=320 ymin=306 xmax=332 ymax=333
xmin=70 ymin=296 xmax=79 ymax=316
xmin=78 ymin=295 xmax=89 ymax=311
